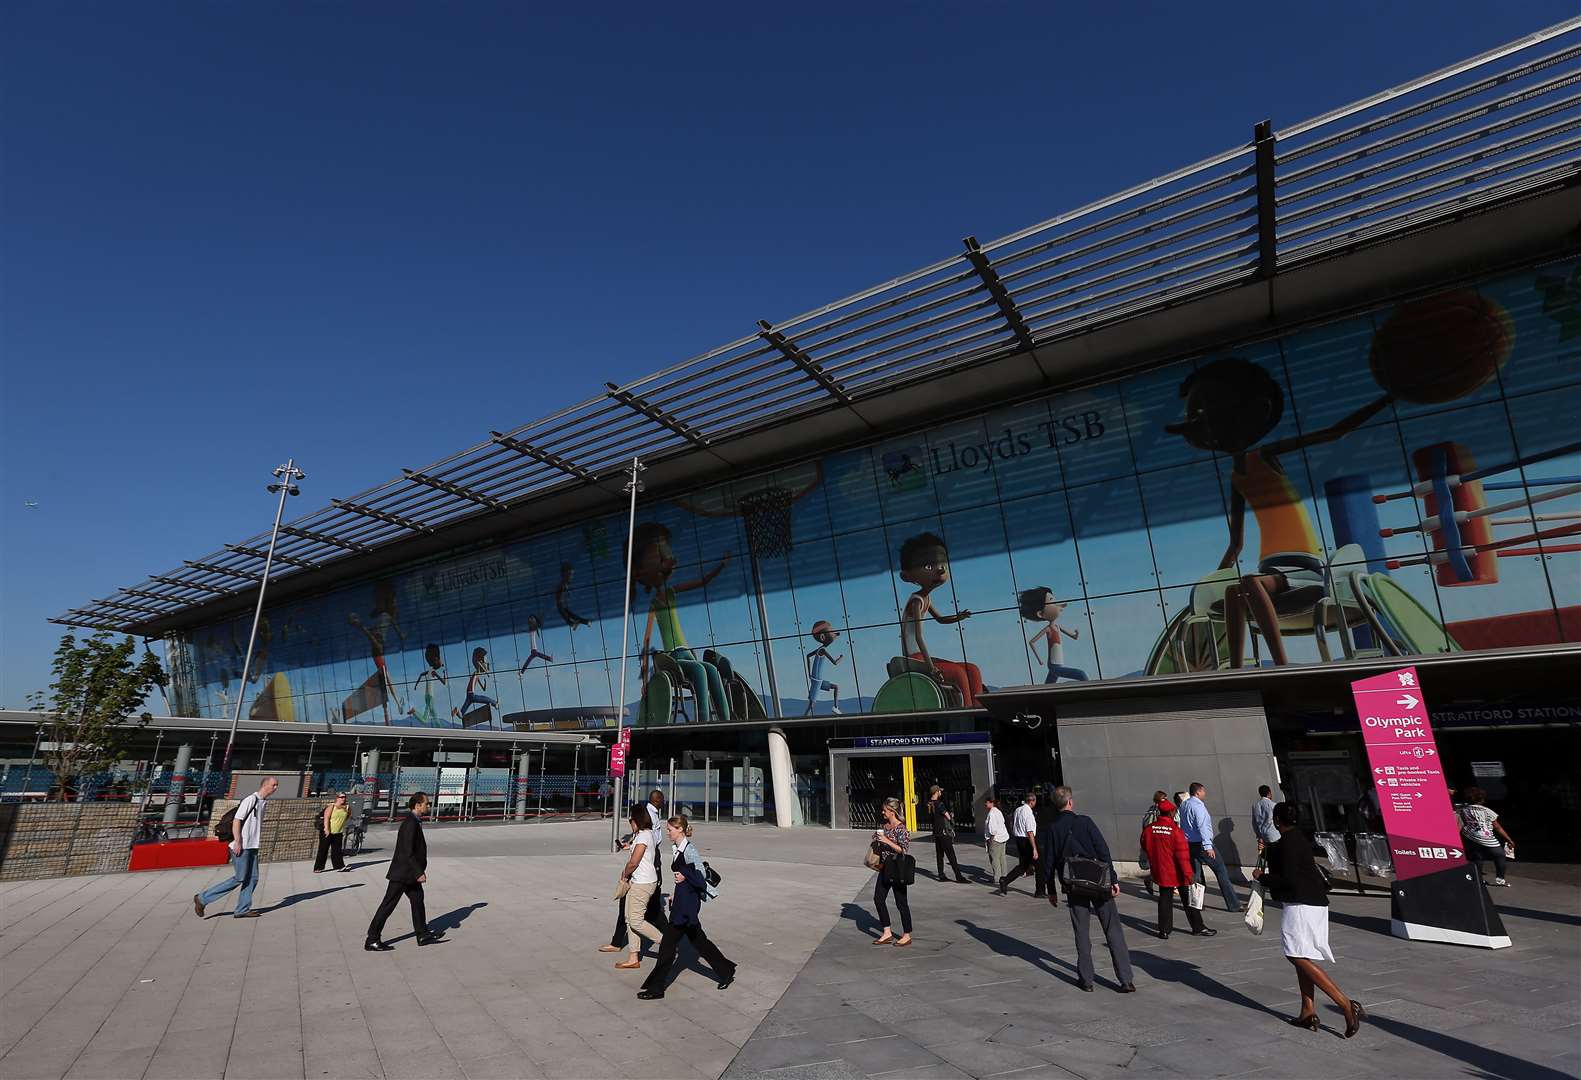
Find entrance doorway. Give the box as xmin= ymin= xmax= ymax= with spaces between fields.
xmin=829 ymin=734 xmax=994 ymax=830
xmin=847 ymin=756 xmax=903 ymax=831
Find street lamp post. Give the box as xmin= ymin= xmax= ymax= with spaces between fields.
xmin=220 ymin=460 xmax=304 ymax=774
xmin=610 ymin=456 xmax=644 ymax=852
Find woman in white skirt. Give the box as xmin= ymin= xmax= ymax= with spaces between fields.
xmin=1254 ymin=802 xmax=1366 ymax=1038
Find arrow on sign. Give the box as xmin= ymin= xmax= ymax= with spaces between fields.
xmin=1449 ymin=848 xmax=1463 ymax=858
xmin=1397 ymin=693 xmax=1420 ymax=709
xmin=1374 ymin=767 xmax=1384 ymax=774
xmin=1412 ymin=792 xmax=1422 ymax=799
xmin=1425 ymin=748 xmax=1436 ymax=755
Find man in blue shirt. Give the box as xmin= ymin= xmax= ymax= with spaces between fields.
xmin=1252 ymin=785 xmax=1280 ymax=856
xmin=1044 ymin=785 xmax=1134 ymax=994
xmin=1180 ymin=782 xmax=1241 ymax=912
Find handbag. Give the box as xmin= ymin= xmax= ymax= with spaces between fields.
xmin=1060 ymin=855 xmax=1113 ymax=902
xmin=864 ymin=843 xmax=883 ymax=872
xmin=614 ymin=878 xmax=630 ymax=901
xmin=1244 ymin=882 xmax=1265 ymax=935
xmin=883 ymin=853 xmax=916 ymax=886
xmin=1187 ymin=881 xmax=1206 ymax=910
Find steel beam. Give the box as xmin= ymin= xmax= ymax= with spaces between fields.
xmin=151 ymin=575 xmax=231 ymax=595
xmin=402 ymin=468 xmax=505 ymax=510
xmin=331 ymin=500 xmax=431 ymax=534
xmin=184 ymin=560 xmax=264 ymax=582
xmin=227 ymin=542 xmax=318 ymax=569
xmin=962 ymin=236 xmax=1036 ymax=352
xmin=604 ymin=383 xmax=709 ymax=446
xmin=122 ymin=587 xmax=181 ymax=604
xmin=756 ymin=320 xmax=852 ymax=404
xmin=96 ymin=597 xmax=173 ymax=616
xmin=280 ymin=525 xmax=369 ymax=553
xmin=490 ymin=432 xmax=595 ymax=481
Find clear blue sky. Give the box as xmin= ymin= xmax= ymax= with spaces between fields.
xmin=2 ymin=2 xmax=1572 ymax=707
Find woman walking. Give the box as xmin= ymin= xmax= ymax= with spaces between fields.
xmin=927 ymin=785 xmax=968 ymax=883
xmin=639 ymin=816 xmax=736 ymax=1000
xmin=871 ymin=797 xmax=914 ymax=947
xmin=1255 ymin=802 xmax=1365 ymax=1038
xmin=614 ymin=805 xmax=665 ymax=970
xmin=314 ymin=792 xmax=350 ymax=873
xmin=1457 ymin=786 xmax=1514 ymax=887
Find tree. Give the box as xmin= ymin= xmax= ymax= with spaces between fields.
xmin=26 ymin=632 xmax=167 ymax=801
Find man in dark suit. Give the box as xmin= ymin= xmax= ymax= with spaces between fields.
xmin=366 ymin=791 xmax=440 ymax=951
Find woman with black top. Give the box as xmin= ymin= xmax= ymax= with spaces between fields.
xmin=927 ymin=785 xmax=968 ymax=883
xmin=1255 ymin=802 xmax=1366 ymax=1038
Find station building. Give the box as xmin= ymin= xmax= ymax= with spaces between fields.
xmin=16 ymin=24 xmax=1581 ymax=860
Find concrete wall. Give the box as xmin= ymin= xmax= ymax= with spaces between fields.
xmin=0 ymin=803 xmax=141 ymax=881
xmin=211 ymin=797 xmax=333 ymax=864
xmin=1056 ymin=691 xmax=1276 ymax=872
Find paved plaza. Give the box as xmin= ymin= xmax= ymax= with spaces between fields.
xmin=0 ymin=819 xmax=1576 ymax=1080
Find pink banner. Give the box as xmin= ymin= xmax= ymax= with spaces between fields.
xmin=1351 ymin=665 xmax=1466 ymax=881
xmin=610 ymin=727 xmax=631 ymax=778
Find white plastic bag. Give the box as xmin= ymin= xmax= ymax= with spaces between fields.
xmin=1187 ymin=881 xmax=1206 ymax=910
xmin=1244 ymin=883 xmax=1265 ymax=935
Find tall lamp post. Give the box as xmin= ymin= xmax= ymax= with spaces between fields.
xmin=610 ymin=456 xmax=644 ymax=852
xmin=220 ymin=460 xmax=304 ymax=774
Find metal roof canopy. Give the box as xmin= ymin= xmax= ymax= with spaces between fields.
xmin=0 ymin=710 xmax=603 ymax=747
xmin=57 ymin=18 xmax=1581 ymax=637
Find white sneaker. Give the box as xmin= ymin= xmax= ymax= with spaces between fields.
xmin=1493 ymin=877 xmax=1510 ymax=887
xmin=831 ymin=706 xmax=842 ymax=715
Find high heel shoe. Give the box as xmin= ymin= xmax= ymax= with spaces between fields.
xmin=1344 ymin=1001 xmax=1367 ymax=1039
xmin=1286 ymin=1015 xmax=1319 ymax=1032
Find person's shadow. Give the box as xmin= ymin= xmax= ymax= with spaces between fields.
xmin=840 ymin=902 xmax=882 ymax=936
xmin=1215 ymin=817 xmax=1247 ymax=884
xmin=955 ymin=919 xmax=1078 ymax=981
xmin=1128 ymin=952 xmax=1285 ymax=1019
xmin=256 ymin=882 xmax=364 ymax=914
xmin=426 ymin=902 xmax=488 ymax=934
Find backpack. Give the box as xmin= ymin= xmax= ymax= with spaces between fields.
xmin=214 ymin=796 xmax=254 ymax=843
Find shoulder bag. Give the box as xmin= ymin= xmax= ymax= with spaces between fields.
xmin=1061 ymin=854 xmax=1113 ymax=902
xmin=883 ymin=851 xmax=916 ymax=886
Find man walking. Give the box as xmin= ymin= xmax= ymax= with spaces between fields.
xmin=997 ymin=791 xmax=1039 ymax=896
xmin=194 ymin=776 xmax=276 ymax=919
xmin=982 ymin=793 xmax=1009 ymax=891
xmin=1181 ymin=782 xmax=1241 ymax=911
xmin=1252 ymin=784 xmax=1279 ymax=862
xmin=1045 ymin=786 xmax=1134 ymax=993
xmin=365 ymin=792 xmax=440 ymax=950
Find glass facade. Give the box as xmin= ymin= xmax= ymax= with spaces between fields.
xmin=170 ymin=257 xmax=1581 ymax=730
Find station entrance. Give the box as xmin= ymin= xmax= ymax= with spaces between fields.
xmin=829 ymin=733 xmax=994 ymax=832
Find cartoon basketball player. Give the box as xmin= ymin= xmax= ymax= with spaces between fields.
xmin=803 ymin=620 xmax=844 ymax=715
xmin=345 ymin=582 xmax=406 ymax=723
xmin=518 ymin=614 xmax=555 ymax=672
xmin=897 ymin=531 xmax=983 ymax=707
xmin=556 ymin=562 xmax=592 ymax=630
xmin=453 ymin=647 xmax=497 ymax=726
xmin=409 ymin=644 xmax=448 ymax=726
xmin=1017 ymin=587 xmax=1088 ymax=683
xmin=631 ymin=522 xmax=733 ymax=724
xmin=1166 ymin=356 xmax=1390 ymax=667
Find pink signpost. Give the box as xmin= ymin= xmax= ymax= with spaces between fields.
xmin=1351 ymin=665 xmax=1510 ymax=948
xmin=609 ymin=727 xmax=630 ymax=779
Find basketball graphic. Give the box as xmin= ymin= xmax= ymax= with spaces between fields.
xmin=1368 ymin=290 xmax=1514 ymax=405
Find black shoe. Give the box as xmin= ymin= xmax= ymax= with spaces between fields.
xmin=1287 ymin=1014 xmax=1319 ymax=1031
xmin=1118 ymin=983 xmax=1137 ymax=993
xmin=1344 ymin=1001 xmax=1367 ymax=1039
xmin=235 ymin=911 xmax=261 ymax=919
xmin=954 ymin=877 xmax=969 ymax=884
xmin=1077 ymin=982 xmax=1094 ymax=993
xmin=1033 ymin=890 xmax=1047 ymax=898
xmin=637 ymin=989 xmax=664 ymax=1000
xmin=417 ymin=933 xmax=444 ymax=946
xmin=1195 ymin=928 xmax=1218 ymax=938
xmin=995 ymin=884 xmax=1008 ymax=896
xmin=1158 ymin=931 xmax=1171 ymax=940
xmin=193 ymin=895 xmax=205 ymax=918
xmin=717 ymin=971 xmax=736 ymax=991
xmin=365 ymin=940 xmax=394 ymax=952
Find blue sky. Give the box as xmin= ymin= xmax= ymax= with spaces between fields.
xmin=3 ymin=2 xmax=1574 ymax=707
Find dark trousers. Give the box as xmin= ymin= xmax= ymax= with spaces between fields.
xmin=1188 ymin=842 xmax=1240 ymax=910
xmin=640 ymin=921 xmax=734 ymax=992
xmin=1468 ymin=843 xmax=1507 ymax=879
xmin=1068 ymin=895 xmax=1132 ymax=988
xmin=610 ymin=887 xmax=669 ymax=948
xmin=1156 ymin=885 xmax=1205 ymax=935
xmin=313 ymin=832 xmax=344 ymax=872
xmin=1002 ymin=836 xmax=1043 ymax=894
xmin=367 ymin=880 xmax=426 ymax=942
xmin=933 ymin=834 xmax=963 ymax=880
xmin=873 ymin=874 xmax=912 ymax=933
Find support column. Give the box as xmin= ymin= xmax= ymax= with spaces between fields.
xmin=516 ymin=750 xmax=531 ymax=821
xmin=767 ymin=727 xmax=796 ymax=828
xmin=163 ymin=743 xmax=193 ymax=825
xmin=363 ymin=747 xmax=380 ymax=819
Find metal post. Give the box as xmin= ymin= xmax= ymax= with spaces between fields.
xmin=748 ymin=557 xmax=783 ymax=717
xmin=163 ymin=743 xmax=192 ymax=825
xmin=571 ymin=743 xmax=579 ymax=819
xmin=392 ymin=738 xmax=405 ymax=816
xmin=668 ymin=757 xmax=676 ymax=813
xmin=704 ymin=756 xmax=711 ymax=822
xmin=145 ymin=729 xmax=166 ymax=817
xmin=305 ymin=733 xmax=317 ymax=781
xmin=1253 ymin=119 xmax=1278 ymax=280
xmin=202 ymin=732 xmax=218 ymax=810
xmin=537 ymin=746 xmax=548 ymax=816
xmin=611 ymin=456 xmax=644 ymax=851
xmin=255 ymin=733 xmax=268 ymax=771
xmin=20 ymin=726 xmax=41 ymax=801
xmin=515 ymin=746 xmax=530 ymax=821
xmin=221 ymin=459 xmax=304 ymax=772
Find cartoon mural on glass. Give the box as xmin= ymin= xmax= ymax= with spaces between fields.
xmin=167 ymin=259 xmax=1581 ymax=728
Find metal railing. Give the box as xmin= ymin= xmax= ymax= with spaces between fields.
xmin=58 ymin=17 xmax=1581 ymax=634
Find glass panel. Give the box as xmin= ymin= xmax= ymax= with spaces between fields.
xmin=1069 ymin=477 xmax=1158 ymax=596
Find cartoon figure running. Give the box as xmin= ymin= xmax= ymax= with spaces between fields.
xmin=556 ymin=562 xmax=592 ymax=631
xmin=453 ymin=647 xmax=498 ymax=726
xmin=631 ymin=522 xmax=733 ymax=724
xmin=1166 ymin=356 xmax=1390 ymax=667
xmin=897 ymin=531 xmax=983 ymax=707
xmin=409 ymin=644 xmax=448 ymax=726
xmin=1017 ymin=587 xmax=1088 ymax=683
xmin=803 ymin=620 xmax=844 ymax=716
xmin=518 ymin=614 xmax=555 ymax=672
xmin=345 ymin=582 xmax=406 ymax=723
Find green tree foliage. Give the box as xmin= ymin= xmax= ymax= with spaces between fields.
xmin=26 ymin=633 xmax=167 ymax=800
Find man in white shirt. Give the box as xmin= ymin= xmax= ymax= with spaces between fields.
xmin=982 ymin=793 xmax=1010 ymax=890
xmin=996 ymin=791 xmax=1040 ymax=895
xmin=194 ymin=777 xmax=277 ymax=919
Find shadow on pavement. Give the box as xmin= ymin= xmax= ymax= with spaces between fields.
xmin=1491 ymin=904 xmax=1581 ymax=927
xmin=1325 ymin=908 xmax=1393 ymax=937
xmin=955 ymin=919 xmax=1078 ymax=980
xmin=1366 ymin=1013 xmax=1576 ymax=1080
xmin=1128 ymin=953 xmax=1286 ymax=1020
xmin=260 ymin=882 xmax=365 ymax=913
xmin=840 ymin=901 xmax=882 ymax=935
xmin=427 ymin=901 xmax=488 ymax=933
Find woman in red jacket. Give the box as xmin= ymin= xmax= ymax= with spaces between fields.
xmin=1141 ymin=799 xmax=1214 ymax=939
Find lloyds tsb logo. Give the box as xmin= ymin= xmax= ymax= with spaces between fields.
xmin=929 ymin=409 xmax=1107 ymax=476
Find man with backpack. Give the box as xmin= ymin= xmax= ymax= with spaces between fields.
xmin=194 ymin=777 xmax=277 ymax=919
xmin=1044 ymin=785 xmax=1134 ymax=994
